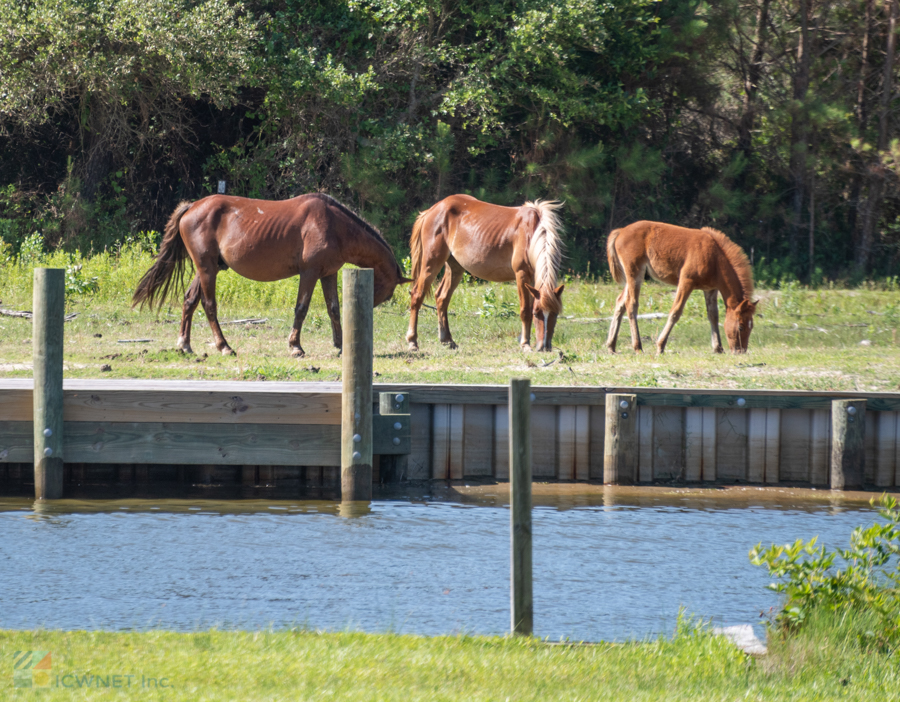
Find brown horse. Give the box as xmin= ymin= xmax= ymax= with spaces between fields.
xmin=606 ymin=221 xmax=757 ymax=354
xmin=406 ymin=194 xmax=565 ymax=352
xmin=133 ymin=193 xmax=410 ymax=357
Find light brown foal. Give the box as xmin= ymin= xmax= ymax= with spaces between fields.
xmin=406 ymin=194 xmax=565 ymax=351
xmin=134 ymin=193 xmax=409 ymax=357
xmin=606 ymin=221 xmax=757 ymax=354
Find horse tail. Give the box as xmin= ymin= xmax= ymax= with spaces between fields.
xmin=409 ymin=209 xmax=432 ymax=299
xmin=132 ymin=201 xmax=193 ymax=310
xmin=606 ymin=228 xmax=624 ymax=284
xmin=525 ymin=200 xmax=565 ymax=313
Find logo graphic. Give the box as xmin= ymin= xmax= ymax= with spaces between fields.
xmin=13 ymin=651 xmax=51 ymax=688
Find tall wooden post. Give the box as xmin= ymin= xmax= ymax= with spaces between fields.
xmin=33 ymin=268 xmax=65 ymax=499
xmin=831 ymin=399 xmax=866 ymax=490
xmin=379 ymin=392 xmax=409 ymax=482
xmin=604 ymin=393 xmax=637 ymax=484
xmin=341 ymin=268 xmax=373 ymax=501
xmin=509 ymin=378 xmax=533 ymax=636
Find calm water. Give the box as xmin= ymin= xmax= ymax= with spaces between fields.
xmin=0 ymin=487 xmax=879 ymax=641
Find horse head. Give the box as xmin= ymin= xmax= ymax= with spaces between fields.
xmin=724 ymin=298 xmax=758 ymax=353
xmin=525 ymin=283 xmax=565 ymax=352
xmin=374 ymin=267 xmax=412 ymax=306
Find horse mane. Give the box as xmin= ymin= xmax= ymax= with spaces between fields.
xmin=701 ymin=227 xmax=754 ymax=300
xmin=312 ymin=193 xmax=404 ymax=277
xmin=525 ymin=200 xmax=564 ymax=311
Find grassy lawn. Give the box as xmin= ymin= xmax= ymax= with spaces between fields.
xmin=2 ymin=616 xmax=897 ymax=701
xmin=1 ymin=247 xmax=900 ymax=390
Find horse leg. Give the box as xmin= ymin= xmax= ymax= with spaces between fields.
xmin=606 ymin=288 xmax=628 ymax=353
xmin=656 ymin=280 xmax=693 ymax=354
xmin=515 ymin=271 xmax=535 ymax=351
xmin=288 ymin=273 xmax=319 ymax=358
xmin=196 ymin=266 xmax=233 ymax=355
xmin=320 ymin=273 xmax=342 ymax=350
xmin=704 ymin=289 xmax=724 ymax=353
xmin=406 ymin=260 xmax=446 ymax=352
xmin=435 ymin=258 xmax=464 ymax=349
xmin=624 ymin=276 xmax=644 ymax=352
xmin=176 ymin=275 xmax=202 ymax=354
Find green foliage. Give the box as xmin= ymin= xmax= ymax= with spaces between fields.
xmin=478 ymin=287 xmax=517 ymax=319
xmin=751 ymin=495 xmax=900 ymax=649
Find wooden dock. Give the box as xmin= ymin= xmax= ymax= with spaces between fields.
xmin=2 ymin=379 xmax=899 ymax=489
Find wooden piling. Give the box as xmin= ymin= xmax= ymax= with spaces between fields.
xmin=831 ymin=399 xmax=866 ymax=490
xmin=33 ymin=268 xmax=65 ymax=500
xmin=604 ymin=393 xmax=637 ymax=484
xmin=379 ymin=391 xmax=409 ymax=482
xmin=509 ymin=378 xmax=533 ymax=637
xmin=341 ymin=268 xmax=373 ymax=501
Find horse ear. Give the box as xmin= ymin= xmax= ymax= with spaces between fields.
xmin=524 ymin=283 xmax=541 ymax=299
xmin=554 ymin=284 xmax=565 ymax=297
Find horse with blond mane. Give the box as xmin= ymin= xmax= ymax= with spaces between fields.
xmin=606 ymin=221 xmax=757 ymax=354
xmin=406 ymin=194 xmax=565 ymax=352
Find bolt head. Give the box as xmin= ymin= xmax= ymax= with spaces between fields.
xmin=392 ymin=437 xmax=401 ymax=445
xmin=353 ymin=434 xmax=361 ymax=443
xmin=393 ymin=422 xmax=402 ymax=430
xmin=619 ymin=399 xmax=629 ymax=409
xmin=43 ymin=428 xmax=52 ymax=437
xmin=621 ymin=412 xmax=629 ymax=419
xmin=736 ymin=398 xmax=746 ymax=407
xmin=395 ymin=394 xmax=404 ymax=403
xmin=530 ymin=393 xmax=536 ymax=402
xmin=43 ymin=447 xmax=53 ymax=457
xmin=847 ymin=405 xmax=857 ymax=415
xmin=352 ymin=451 xmax=361 ymax=460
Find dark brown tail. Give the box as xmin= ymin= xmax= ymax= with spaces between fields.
xmin=132 ymin=201 xmax=193 ymax=310
xmin=606 ymin=228 xmax=624 ymax=284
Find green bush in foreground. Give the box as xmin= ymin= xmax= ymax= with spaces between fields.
xmin=751 ymin=494 xmax=900 ymax=651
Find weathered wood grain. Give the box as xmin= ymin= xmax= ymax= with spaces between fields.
xmin=33 ymin=268 xmax=65 ymax=499
xmin=575 ymin=405 xmax=590 ymax=482
xmin=832 ymin=399 xmax=866 ymax=490
xmin=494 ymin=405 xmax=510 ymax=480
xmin=747 ymin=408 xmax=767 ymax=483
xmin=407 ymin=403 xmax=431 ymax=480
xmin=557 ymin=406 xmax=577 ymax=481
xmin=449 ymin=404 xmax=465 ymax=480
xmin=809 ymin=409 xmax=831 ymax=486
xmin=780 ymin=409 xmax=811 ymax=482
xmin=432 ymin=404 xmax=450 ymax=480
xmin=588 ymin=405 xmax=605 ymax=480
xmin=530 ymin=406 xmax=557 ymax=479
xmin=638 ymin=406 xmax=654 ymax=482
xmin=604 ymin=394 xmax=637 ymax=484
xmin=876 ymin=411 xmax=897 ymax=488
xmin=765 ymin=409 xmax=781 ymax=483
xmin=684 ymin=407 xmax=703 ymax=482
xmin=715 ymin=409 xmax=747 ymax=482
xmin=509 ymin=379 xmax=533 ymax=636
xmin=652 ymin=407 xmax=683 ymax=481
xmin=463 ymin=404 xmax=494 ymax=477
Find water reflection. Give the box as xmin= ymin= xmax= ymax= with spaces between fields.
xmin=0 ymin=485 xmax=884 ymax=642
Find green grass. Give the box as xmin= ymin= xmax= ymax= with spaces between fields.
xmin=2 ymin=246 xmax=900 ymax=389
xmin=2 ymin=613 xmax=898 ymax=700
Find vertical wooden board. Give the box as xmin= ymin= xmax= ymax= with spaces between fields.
xmin=876 ymin=411 xmax=897 ymax=487
xmin=530 ymin=405 xmax=557 ymax=478
xmin=716 ymin=409 xmax=748 ymax=482
xmin=323 ymin=466 xmax=340 ymax=486
xmin=896 ymin=412 xmax=900 ymax=487
xmin=304 ymin=466 xmax=322 ymax=486
xmin=765 ymin=408 xmax=781 ymax=483
xmin=747 ymin=409 xmax=767 ymax=483
xmin=463 ymin=405 xmax=494 ymax=477
xmin=809 ymin=410 xmax=831 ymax=486
xmin=258 ymin=465 xmax=275 ymax=485
xmin=701 ymin=407 xmax=717 ymax=481
xmin=449 ymin=404 xmax=465 ymax=480
xmin=653 ymin=407 xmax=684 ymax=480
xmin=241 ymin=465 xmax=256 ymax=485
xmin=638 ymin=406 xmax=654 ymax=483
xmin=865 ymin=413 xmax=876 ymax=484
xmin=779 ymin=410 xmax=811 ymax=482
xmin=407 ymin=403 xmax=431 ymax=481
xmin=494 ymin=405 xmax=509 ymax=480
xmin=432 ymin=404 xmax=450 ymax=480
xmin=589 ymin=405 xmax=605 ymax=480
xmin=684 ymin=407 xmax=703 ymax=482
xmin=557 ymin=406 xmax=577 ymax=481
xmin=575 ymin=406 xmax=590 ymax=481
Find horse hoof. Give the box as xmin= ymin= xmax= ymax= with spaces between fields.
xmin=290 ymin=347 xmax=306 ymax=358
xmin=221 ymin=347 xmax=235 ymax=357
xmin=408 ymin=342 xmax=419 ymax=352
xmin=447 ymin=341 xmax=458 ymax=350
xmin=522 ymin=344 xmax=533 ymax=352
xmin=176 ymin=338 xmax=193 ymax=355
